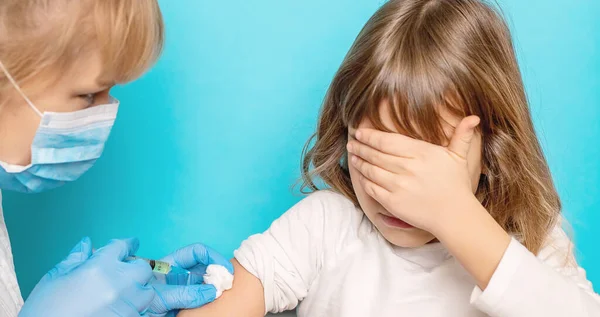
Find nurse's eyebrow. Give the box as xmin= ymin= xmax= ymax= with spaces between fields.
xmin=96 ymin=79 xmax=115 ymax=89
xmin=74 ymin=79 xmax=115 ymax=95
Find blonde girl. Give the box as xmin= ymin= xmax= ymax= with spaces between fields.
xmin=181 ymin=0 xmax=599 ymax=316
xmin=0 ymin=1 xmax=232 ymax=316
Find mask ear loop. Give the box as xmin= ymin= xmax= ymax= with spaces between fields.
xmin=0 ymin=60 xmax=43 ymax=117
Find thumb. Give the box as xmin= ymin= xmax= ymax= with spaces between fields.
xmin=45 ymin=237 xmax=93 ymax=280
xmin=448 ymin=116 xmax=480 ymax=159
xmin=150 ymin=284 xmax=217 ymax=313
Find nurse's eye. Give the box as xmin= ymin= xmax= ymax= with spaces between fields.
xmin=78 ymin=93 xmax=96 ymax=107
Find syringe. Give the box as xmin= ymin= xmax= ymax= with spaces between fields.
xmin=126 ymin=256 xmax=172 ymax=274
xmin=125 ymin=256 xmax=202 ymax=285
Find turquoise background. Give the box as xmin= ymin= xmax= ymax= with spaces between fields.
xmin=4 ymin=0 xmax=599 ymax=297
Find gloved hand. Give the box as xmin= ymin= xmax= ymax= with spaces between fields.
xmin=145 ymin=244 xmax=234 ymax=317
xmin=19 ymin=237 xmax=155 ymax=317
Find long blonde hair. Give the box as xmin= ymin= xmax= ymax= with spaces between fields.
xmin=0 ymin=0 xmax=164 ymax=97
xmin=301 ymin=0 xmax=561 ymax=254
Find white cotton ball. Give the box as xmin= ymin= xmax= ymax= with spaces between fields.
xmin=203 ymin=264 xmax=234 ymax=299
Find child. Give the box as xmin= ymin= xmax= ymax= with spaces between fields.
xmin=180 ymin=0 xmax=600 ymax=316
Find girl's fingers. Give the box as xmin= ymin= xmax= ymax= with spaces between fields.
xmin=357 ymin=171 xmax=392 ymax=208
xmin=354 ymin=128 xmax=422 ymax=157
xmin=347 ymin=140 xmax=409 ymax=174
xmin=351 ymin=155 xmax=397 ymax=192
xmin=447 ymin=116 xmax=480 ymax=159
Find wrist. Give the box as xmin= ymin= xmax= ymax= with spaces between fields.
xmin=433 ymin=195 xmax=511 ymax=289
xmin=430 ymin=193 xmax=483 ymax=239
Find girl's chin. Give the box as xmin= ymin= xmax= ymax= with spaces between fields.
xmin=376 ymin=223 xmax=436 ymax=248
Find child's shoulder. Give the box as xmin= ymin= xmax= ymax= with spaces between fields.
xmin=536 ymin=220 xmax=576 ymax=265
xmin=282 ymin=190 xmax=364 ymax=226
xmin=295 ymin=190 xmax=359 ymax=214
xmin=269 ymin=190 xmax=370 ymax=254
xmin=301 ymin=189 xmax=356 ymax=206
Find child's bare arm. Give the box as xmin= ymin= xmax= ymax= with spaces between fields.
xmin=180 ymin=192 xmax=353 ymax=316
xmin=178 ymin=260 xmax=265 ymax=317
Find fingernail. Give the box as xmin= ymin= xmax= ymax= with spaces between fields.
xmin=347 ymin=143 xmax=353 ymax=152
xmin=70 ymin=240 xmax=84 ymax=253
xmin=77 ymin=237 xmax=91 ymax=252
xmin=355 ymin=130 xmax=362 ymax=140
xmin=70 ymin=237 xmax=92 ymax=261
xmin=351 ymin=156 xmax=358 ymax=165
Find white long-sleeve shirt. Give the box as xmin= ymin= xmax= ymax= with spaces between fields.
xmin=235 ymin=190 xmax=600 ymax=316
xmin=0 ymin=191 xmax=24 ymax=317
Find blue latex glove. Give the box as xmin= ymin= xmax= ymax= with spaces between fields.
xmin=19 ymin=237 xmax=155 ymax=317
xmin=145 ymin=244 xmax=234 ymax=317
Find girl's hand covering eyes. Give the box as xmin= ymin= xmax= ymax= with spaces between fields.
xmin=346 ymin=116 xmax=480 ymax=235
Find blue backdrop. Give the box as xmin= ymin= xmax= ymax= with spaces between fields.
xmin=4 ymin=0 xmax=599 ymax=297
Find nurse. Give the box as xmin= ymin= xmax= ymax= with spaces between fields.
xmin=0 ymin=1 xmax=232 ymax=316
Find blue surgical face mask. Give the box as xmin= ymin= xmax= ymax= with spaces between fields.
xmin=0 ymin=61 xmax=119 ymax=193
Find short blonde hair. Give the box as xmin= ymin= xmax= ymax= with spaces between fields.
xmin=0 ymin=0 xmax=164 ymax=95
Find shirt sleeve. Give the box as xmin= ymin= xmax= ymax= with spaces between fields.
xmin=470 ymin=226 xmax=600 ymax=316
xmin=234 ymin=191 xmax=360 ymax=314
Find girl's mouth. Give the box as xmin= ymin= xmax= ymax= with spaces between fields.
xmin=380 ymin=213 xmax=414 ymax=229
